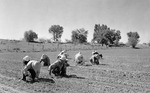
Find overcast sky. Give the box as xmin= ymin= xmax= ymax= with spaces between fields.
xmin=0 ymin=0 xmax=150 ymax=43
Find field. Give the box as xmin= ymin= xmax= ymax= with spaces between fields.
xmin=0 ymin=41 xmax=150 ymax=93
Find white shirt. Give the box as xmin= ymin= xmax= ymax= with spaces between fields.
xmin=23 ymin=60 xmax=42 ymax=78
xmin=75 ymin=52 xmax=84 ymax=64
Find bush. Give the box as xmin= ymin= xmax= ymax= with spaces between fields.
xmin=118 ymin=42 xmax=126 ymax=47
xmin=65 ymin=39 xmax=72 ymax=43
xmin=46 ymin=39 xmax=51 ymax=43
xmin=38 ymin=38 xmax=46 ymax=43
xmin=13 ymin=48 xmax=20 ymax=52
xmin=24 ymin=30 xmax=38 ymax=42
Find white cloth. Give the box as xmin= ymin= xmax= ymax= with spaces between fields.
xmin=75 ymin=52 xmax=84 ymax=65
xmin=22 ymin=60 xmax=42 ymax=78
xmin=48 ymin=59 xmax=66 ymax=75
xmin=23 ymin=55 xmax=31 ymax=61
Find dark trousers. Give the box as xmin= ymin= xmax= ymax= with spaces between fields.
xmin=90 ymin=57 xmax=99 ymax=65
xmin=52 ymin=65 xmax=67 ymax=76
xmin=52 ymin=67 xmax=60 ymax=76
xmin=22 ymin=69 xmax=36 ymax=81
xmin=94 ymin=57 xmax=99 ymax=65
xmin=23 ymin=61 xmax=29 ymax=66
xmin=60 ymin=65 xmax=67 ymax=76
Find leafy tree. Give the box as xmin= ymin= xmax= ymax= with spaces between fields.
xmin=127 ymin=32 xmax=140 ymax=48
xmin=93 ymin=24 xmax=121 ymax=46
xmin=48 ymin=25 xmax=63 ymax=42
xmin=71 ymin=28 xmax=88 ymax=44
xmin=93 ymin=24 xmax=108 ymax=46
xmin=114 ymin=30 xmax=121 ymax=46
xmin=24 ymin=30 xmax=38 ymax=42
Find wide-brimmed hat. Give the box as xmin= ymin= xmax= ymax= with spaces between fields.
xmin=23 ymin=55 xmax=31 ymax=61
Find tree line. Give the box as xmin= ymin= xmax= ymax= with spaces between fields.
xmin=24 ymin=24 xmax=140 ymax=48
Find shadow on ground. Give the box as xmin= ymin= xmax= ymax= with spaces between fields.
xmin=84 ymin=64 xmax=92 ymax=66
xmin=99 ymin=63 xmax=109 ymax=66
xmin=38 ymin=78 xmax=55 ymax=83
xmin=64 ymin=74 xmax=85 ymax=79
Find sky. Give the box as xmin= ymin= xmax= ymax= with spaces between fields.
xmin=0 ymin=0 xmax=150 ymax=43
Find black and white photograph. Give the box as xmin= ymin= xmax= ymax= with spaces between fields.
xmin=0 ymin=0 xmax=150 ymax=92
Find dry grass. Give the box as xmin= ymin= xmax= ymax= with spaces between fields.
xmin=0 ymin=40 xmax=109 ymax=52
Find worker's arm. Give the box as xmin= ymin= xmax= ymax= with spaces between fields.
xmin=48 ymin=65 xmax=53 ymax=76
xmin=48 ymin=62 xmax=58 ymax=78
xmin=22 ymin=62 xmax=31 ymax=76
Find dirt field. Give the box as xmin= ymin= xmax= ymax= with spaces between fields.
xmin=0 ymin=48 xmax=150 ymax=93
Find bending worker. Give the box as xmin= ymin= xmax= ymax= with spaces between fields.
xmin=48 ymin=55 xmax=69 ymax=77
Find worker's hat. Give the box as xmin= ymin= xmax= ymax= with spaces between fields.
xmin=23 ymin=55 xmax=31 ymax=61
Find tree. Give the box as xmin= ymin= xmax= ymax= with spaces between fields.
xmin=114 ymin=30 xmax=121 ymax=46
xmin=127 ymin=32 xmax=140 ymax=48
xmin=93 ymin=24 xmax=121 ymax=46
xmin=93 ymin=24 xmax=108 ymax=46
xmin=24 ymin=30 xmax=38 ymax=42
xmin=48 ymin=25 xmax=63 ymax=42
xmin=71 ymin=28 xmax=88 ymax=44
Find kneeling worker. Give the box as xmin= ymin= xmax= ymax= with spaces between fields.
xmin=22 ymin=55 xmax=36 ymax=82
xmin=90 ymin=51 xmax=100 ymax=65
xmin=48 ymin=55 xmax=69 ymax=77
xmin=21 ymin=55 xmax=46 ymax=82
